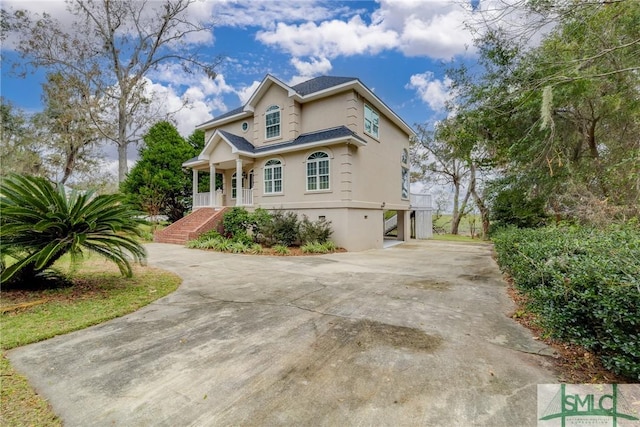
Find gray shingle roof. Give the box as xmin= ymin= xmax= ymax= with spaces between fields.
xmin=219 ymin=126 xmax=365 ymax=155
xmin=198 ymin=106 xmax=245 ymax=128
xmin=290 ymin=76 xmax=357 ymax=96
xmin=218 ymin=130 xmax=255 ymax=153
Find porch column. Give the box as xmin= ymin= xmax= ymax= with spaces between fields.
xmin=209 ymin=163 xmax=216 ymax=207
xmin=235 ymin=158 xmax=243 ymax=206
xmin=192 ymin=169 xmax=198 ymax=206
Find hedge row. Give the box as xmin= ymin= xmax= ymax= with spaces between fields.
xmin=492 ymin=224 xmax=640 ymax=380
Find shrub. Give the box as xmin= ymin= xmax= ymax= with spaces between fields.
xmin=230 ymin=231 xmax=254 ymax=246
xmin=493 ymin=224 xmax=640 ymax=379
xmin=299 ymin=215 xmax=333 ymax=244
xmin=301 ymin=241 xmax=337 ymax=254
xmin=260 ymin=210 xmax=299 ymax=247
xmin=249 ymin=208 xmax=273 ymax=236
xmin=0 ymin=174 xmax=146 ymax=287
xmin=272 ymin=244 xmax=291 ymax=255
xmin=488 ymin=181 xmax=548 ymax=231
xmin=228 ymin=241 xmax=249 ymax=254
xmin=222 ymin=207 xmax=251 ymax=239
xmin=248 ymin=243 xmax=263 ymax=254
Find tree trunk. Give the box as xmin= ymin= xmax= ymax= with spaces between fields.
xmin=469 ymin=162 xmax=490 ymax=239
xmin=117 ymin=101 xmax=128 ymax=183
xmin=451 ymin=179 xmax=461 ymax=235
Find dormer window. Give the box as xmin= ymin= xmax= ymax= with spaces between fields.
xmin=265 ymin=105 xmax=281 ymax=139
xmin=364 ymin=104 xmax=379 ymax=139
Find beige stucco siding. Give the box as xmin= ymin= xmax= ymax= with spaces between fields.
xmin=252 ymin=84 xmax=293 ymax=146
xmin=299 ymin=92 xmax=349 ymax=133
xmin=348 ymin=108 xmax=410 ymax=210
xmin=253 ymin=146 xmax=342 ymax=208
xmin=279 ymin=208 xmax=383 ymax=251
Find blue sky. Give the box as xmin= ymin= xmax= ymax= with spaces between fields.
xmin=1 ymin=0 xmax=496 ymax=141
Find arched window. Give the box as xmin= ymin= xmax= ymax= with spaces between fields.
xmin=306 ymin=152 xmax=330 ymax=191
xmin=265 ymin=105 xmax=280 ymax=139
xmin=264 ymin=159 xmax=283 ymax=194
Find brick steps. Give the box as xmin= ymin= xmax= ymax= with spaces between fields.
xmin=154 ymin=207 xmax=228 ymax=245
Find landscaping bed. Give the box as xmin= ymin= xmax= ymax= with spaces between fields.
xmin=493 ymin=224 xmax=639 ymax=381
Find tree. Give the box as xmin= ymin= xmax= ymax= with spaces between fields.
xmin=0 ymin=98 xmax=44 ymax=177
xmin=421 ymin=1 xmax=640 ymax=231
xmin=0 ymin=174 xmax=146 ymax=287
xmin=32 ymin=73 xmax=103 ymax=185
xmin=6 ymin=0 xmax=221 ymax=182
xmin=412 ymin=125 xmax=472 ymax=235
xmin=121 ymin=121 xmax=197 ymax=222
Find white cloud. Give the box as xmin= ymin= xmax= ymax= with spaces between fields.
xmin=236 ymin=80 xmax=261 ymax=105
xmin=142 ymin=78 xmax=213 ymax=137
xmin=210 ymin=1 xmax=350 ymax=30
xmin=256 ymin=15 xmax=399 ymax=59
xmin=406 ymin=72 xmax=453 ymax=112
xmin=373 ymin=0 xmax=475 ymax=59
xmin=255 ymin=1 xmax=478 ymax=61
xmin=289 ymin=56 xmax=333 ymax=85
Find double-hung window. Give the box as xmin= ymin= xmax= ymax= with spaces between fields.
xmin=265 ymin=105 xmax=280 ymax=139
xmin=364 ymin=104 xmax=379 ymax=138
xmin=306 ymin=152 xmax=330 ymax=191
xmin=264 ymin=159 xmax=282 ymax=194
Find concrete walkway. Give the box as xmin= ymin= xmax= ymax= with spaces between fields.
xmin=8 ymin=240 xmax=558 ymax=426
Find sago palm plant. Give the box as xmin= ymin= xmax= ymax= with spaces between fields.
xmin=0 ymin=174 xmax=146 ymax=286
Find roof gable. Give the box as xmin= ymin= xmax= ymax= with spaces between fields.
xmin=244 ymin=74 xmax=291 ymax=111
xmin=196 ymin=74 xmax=415 ymax=137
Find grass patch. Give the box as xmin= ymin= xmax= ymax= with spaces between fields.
xmin=433 ymin=214 xmax=481 ymax=237
xmin=0 ymin=354 xmax=62 ymax=427
xmin=0 ymin=257 xmax=181 ymax=426
xmin=137 ymin=221 xmax=166 ymax=242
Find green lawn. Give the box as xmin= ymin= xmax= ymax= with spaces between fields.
xmin=0 ymin=256 xmax=181 ymax=426
xmin=433 ymin=213 xmax=482 ymax=237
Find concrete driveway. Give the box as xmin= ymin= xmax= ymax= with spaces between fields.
xmin=8 ymin=240 xmax=558 ymax=426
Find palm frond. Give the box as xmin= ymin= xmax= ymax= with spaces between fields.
xmin=0 ymin=174 xmax=147 ymax=286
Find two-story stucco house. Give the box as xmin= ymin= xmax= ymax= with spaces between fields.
xmin=156 ymin=74 xmax=417 ymax=251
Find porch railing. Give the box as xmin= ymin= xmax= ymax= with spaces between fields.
xmin=239 ymin=188 xmax=253 ymax=206
xmin=193 ymin=192 xmax=210 ymax=208
xmin=193 ymin=189 xmax=253 ymax=208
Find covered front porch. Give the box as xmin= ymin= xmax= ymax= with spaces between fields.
xmin=190 ymin=158 xmax=254 ymax=209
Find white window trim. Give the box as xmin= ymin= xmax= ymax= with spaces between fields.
xmin=231 ymin=172 xmax=237 ymax=199
xmin=265 ymin=105 xmax=281 ymax=140
xmin=306 ymin=151 xmax=331 ymax=192
xmin=263 ymin=158 xmax=283 ymax=195
xmin=364 ymin=104 xmax=380 ymax=139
